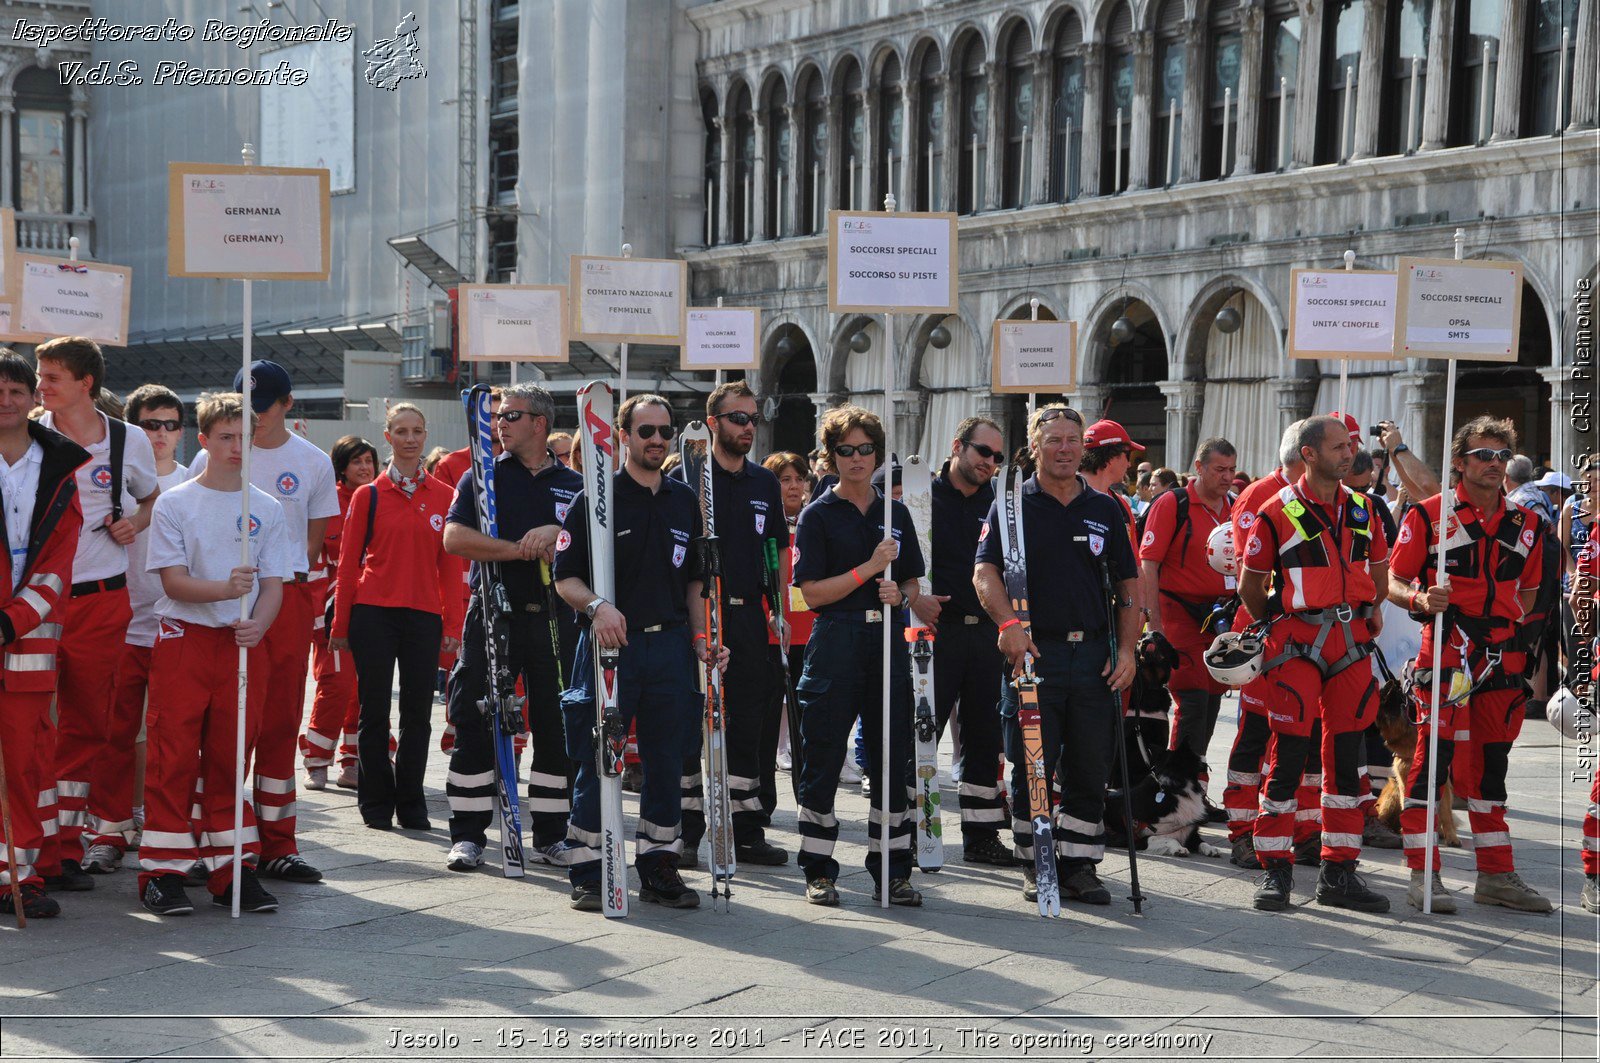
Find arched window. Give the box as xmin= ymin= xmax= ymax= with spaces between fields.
xmin=1449 ymin=0 xmax=1501 ymax=145
xmin=14 ymin=68 xmax=70 ymax=215
xmin=1379 ymin=0 xmax=1430 ymax=154
xmin=1317 ymin=0 xmax=1364 ymax=163
xmin=1050 ymin=12 xmax=1085 ymax=202
xmin=876 ymin=54 xmax=904 ymax=206
xmin=916 ymin=46 xmax=945 ymax=211
xmin=1203 ymin=0 xmax=1243 ymax=179
xmin=956 ymin=35 xmax=988 ymax=214
xmin=1259 ymin=0 xmax=1301 ymax=170
xmin=839 ymin=59 xmax=865 ymax=210
xmin=764 ymin=78 xmax=790 ymax=237
xmin=1151 ymin=0 xmax=1187 ymax=187
xmin=1000 ymin=25 xmax=1033 ymax=209
xmin=729 ymin=81 xmax=754 ymax=243
xmin=1523 ymin=0 xmax=1579 ymax=134
xmin=799 ymin=68 xmax=826 ymax=235
xmin=701 ymin=88 xmax=720 ymax=246
xmin=1102 ymin=3 xmax=1135 ymax=193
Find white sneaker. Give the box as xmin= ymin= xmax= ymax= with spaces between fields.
xmin=860 ymin=774 xmax=873 ymax=799
xmin=776 ymin=749 xmax=793 ymax=771
xmin=303 ymin=767 xmax=328 ymax=791
xmin=335 ymin=765 xmax=358 ymax=790
xmin=446 ymin=841 xmax=484 ymax=871
xmin=839 ymin=761 xmax=863 ymax=784
xmin=81 ymin=843 xmax=122 ymax=874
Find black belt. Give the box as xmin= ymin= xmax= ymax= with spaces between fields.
xmin=1035 ymin=627 xmax=1106 ymax=643
xmin=72 ymin=573 xmax=126 ymax=597
xmin=630 ymin=621 xmax=686 ymax=634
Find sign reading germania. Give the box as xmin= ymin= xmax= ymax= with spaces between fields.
xmin=167 ymin=162 xmax=331 ymax=280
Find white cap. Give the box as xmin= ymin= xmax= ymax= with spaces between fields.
xmin=1534 ymin=471 xmax=1574 ymax=491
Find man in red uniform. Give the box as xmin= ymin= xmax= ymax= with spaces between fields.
xmin=1386 ymin=415 xmax=1551 ymax=913
xmin=0 ymin=352 xmax=88 ymax=919
xmin=1242 ymin=415 xmax=1390 ymax=914
xmin=1140 ymin=437 xmax=1236 ymax=779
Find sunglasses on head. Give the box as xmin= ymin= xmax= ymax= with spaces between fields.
xmin=1035 ymin=408 xmax=1083 ymax=427
xmin=834 ymin=442 xmax=876 ymax=458
xmin=962 ymin=439 xmax=1006 ymax=463
xmin=1465 ymin=447 xmax=1513 ymax=463
xmin=631 ymin=423 xmax=676 ymax=441
xmin=714 ymin=410 xmax=759 ymax=427
xmin=139 ymin=418 xmax=182 ymax=433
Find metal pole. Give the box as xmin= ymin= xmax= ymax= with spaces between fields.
xmin=1166 ymin=99 xmax=1177 ymax=186
xmin=1222 ymin=87 xmax=1232 ymax=176
xmin=1028 ymin=297 xmax=1039 ymax=420
xmin=1421 ymin=228 xmax=1466 ymax=913
xmin=1114 ymin=108 xmax=1123 ymax=192
xmin=1340 ymin=249 xmax=1354 ymax=414
xmin=1478 ymin=41 xmax=1493 ymax=143
xmin=879 ymin=191 xmax=898 ymax=908
xmin=1341 ymin=67 xmax=1354 ymax=160
xmin=619 ymin=243 xmax=631 ymax=411
xmin=1407 ymin=57 xmax=1420 ymax=153
xmin=1278 ymin=78 xmax=1289 ymax=170
xmin=231 ymin=141 xmax=257 ymax=920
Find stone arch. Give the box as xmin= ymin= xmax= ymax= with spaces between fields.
xmin=906 ymin=32 xmax=945 ymax=73
xmin=1175 ymin=272 xmax=1292 ymax=381
xmin=997 ymin=291 xmax=1064 ymax=321
xmin=1041 ymin=0 xmax=1095 ymax=45
xmin=1079 ymin=278 xmax=1176 ymax=384
xmin=868 ymin=41 xmax=904 ymax=83
xmin=828 ymin=48 xmax=868 ymax=96
xmin=756 ymin=65 xmax=789 ymax=110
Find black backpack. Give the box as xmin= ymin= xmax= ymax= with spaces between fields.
xmin=1136 ymin=487 xmax=1236 ymax=554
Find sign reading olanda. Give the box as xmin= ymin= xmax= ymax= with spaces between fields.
xmin=168 ymin=162 xmax=331 ymax=280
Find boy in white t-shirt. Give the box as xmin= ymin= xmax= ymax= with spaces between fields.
xmin=137 ymin=394 xmax=296 ymax=916
xmin=81 ymin=385 xmax=190 ymax=873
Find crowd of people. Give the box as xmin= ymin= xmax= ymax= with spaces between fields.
xmin=0 ymin=336 xmax=1592 ymax=922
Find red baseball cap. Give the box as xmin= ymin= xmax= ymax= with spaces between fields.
xmin=1326 ymin=411 xmax=1362 ymax=443
xmin=1084 ymin=419 xmax=1146 ymax=452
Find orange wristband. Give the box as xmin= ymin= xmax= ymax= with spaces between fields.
xmin=998 ymin=618 xmax=1022 ymax=634
xmin=693 ymin=633 xmax=707 ymax=643
xmin=850 ymin=568 xmax=866 ymax=586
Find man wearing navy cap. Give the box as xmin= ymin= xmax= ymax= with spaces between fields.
xmin=187 ymin=360 xmax=339 ymax=884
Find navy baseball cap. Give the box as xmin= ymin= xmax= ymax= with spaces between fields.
xmin=233 ymin=360 xmax=293 ymax=413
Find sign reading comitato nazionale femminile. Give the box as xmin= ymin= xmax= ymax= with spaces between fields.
xmin=167 ymin=162 xmax=331 ymax=280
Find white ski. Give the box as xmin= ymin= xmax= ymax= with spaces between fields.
xmin=901 ymin=454 xmax=942 ymax=871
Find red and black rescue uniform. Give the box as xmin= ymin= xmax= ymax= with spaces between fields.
xmin=1243 ymin=477 xmax=1388 ymax=868
xmin=1388 ymin=484 xmax=1542 ymax=875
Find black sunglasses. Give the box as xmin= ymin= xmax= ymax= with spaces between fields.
xmin=1465 ymin=447 xmax=1513 ymax=463
xmin=962 ymin=440 xmax=1006 ymax=463
xmin=632 ymin=423 xmax=676 ymax=441
xmin=714 ymin=410 xmax=759 ymax=427
xmin=138 ymin=418 xmax=182 ymax=433
xmin=834 ymin=443 xmax=876 ymax=458
xmin=493 ymin=410 xmax=530 ymax=424
xmin=1035 ymin=408 xmax=1083 ymax=427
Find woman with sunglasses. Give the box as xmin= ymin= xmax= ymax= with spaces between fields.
xmin=791 ymin=405 xmax=926 ymax=907
xmin=329 ymin=404 xmax=463 ymax=831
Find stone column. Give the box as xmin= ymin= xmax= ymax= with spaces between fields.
xmin=826 ymin=93 xmax=844 ymax=211
xmin=1235 ymin=2 xmax=1266 ymax=175
xmin=1271 ymin=378 xmax=1321 ymax=435
xmin=810 ymin=392 xmax=836 ymax=431
xmin=1070 ymin=383 xmax=1110 ymax=420
xmin=941 ymin=75 xmax=960 ymax=211
xmin=892 ymin=393 xmax=921 ymax=460
xmin=1538 ymin=365 xmax=1579 ymax=471
xmin=1128 ymin=31 xmax=1155 ymax=190
xmin=1351 ymin=0 xmax=1388 ymax=159
xmin=752 ymin=109 xmax=769 ymax=240
xmin=902 ymin=78 xmax=922 ymax=208
xmin=984 ymin=62 xmax=1004 ymax=211
xmin=785 ymin=104 xmax=803 ymax=236
xmin=1293 ymin=0 xmax=1326 ymax=166
xmin=1396 ymin=369 xmax=1447 ymax=467
xmin=715 ymin=117 xmax=731 ymax=244
xmin=70 ymin=91 xmax=87 ymax=217
xmin=1421 ymin=0 xmax=1456 ymax=149
xmin=861 ymin=89 xmax=878 ymax=211
xmin=0 ymin=95 xmax=14 ymax=210
xmin=1081 ymin=44 xmax=1104 ymax=196
xmin=1570 ymin=0 xmax=1597 ymax=129
xmin=1179 ymin=20 xmax=1207 ymax=183
xmin=1029 ymin=51 xmax=1052 ymax=204
xmin=1491 ymin=0 xmax=1529 ymax=140
xmin=1157 ymin=380 xmax=1206 ymax=469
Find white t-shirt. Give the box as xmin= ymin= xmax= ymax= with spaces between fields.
xmin=190 ymin=431 xmax=339 ymax=575
xmin=38 ymin=410 xmax=160 ymax=583
xmin=147 ymin=480 xmax=298 ymax=630
xmin=126 ymin=463 xmax=189 ymax=648
xmin=0 ymin=440 xmax=42 ymax=590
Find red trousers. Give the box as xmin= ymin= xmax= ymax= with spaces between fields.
xmin=87 ymin=643 xmax=152 ymax=851
xmin=1222 ymin=685 xmax=1322 ymax=845
xmin=137 ymin=623 xmax=266 ymax=894
xmin=52 ymin=586 xmax=132 ymax=857
xmin=1583 ymin=771 xmax=1599 ymax=877
xmin=0 ymin=691 xmax=54 ymax=887
xmin=301 ymin=629 xmax=360 ymax=770
xmin=254 ymin=580 xmax=318 ymax=859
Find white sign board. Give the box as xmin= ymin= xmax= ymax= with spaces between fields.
xmin=991 ymin=320 xmax=1077 ymax=394
xmin=11 ymin=255 xmax=132 ymax=347
xmin=569 ymin=256 xmax=687 ymax=345
xmin=259 ymin=40 xmax=355 ymax=194
xmin=168 ymin=163 xmax=332 ymax=280
xmin=1395 ymin=257 xmax=1523 ymax=362
xmin=828 ymin=210 xmax=959 ymax=314
xmin=459 ymin=285 xmax=569 ymax=364
xmin=681 ymin=307 xmax=760 ymax=371
xmin=1287 ymin=269 xmax=1400 ymax=360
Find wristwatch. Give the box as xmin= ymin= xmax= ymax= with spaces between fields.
xmin=1390 ymin=443 xmax=1410 ymax=456
xmin=584 ymin=596 xmax=606 ymax=619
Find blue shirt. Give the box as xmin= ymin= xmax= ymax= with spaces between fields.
xmin=930 ymin=462 xmax=996 ymax=617
xmin=975 ymin=475 xmax=1138 ymax=636
xmin=448 ymin=452 xmax=582 ymax=611
xmin=674 ymin=455 xmax=785 ymax=601
xmin=792 ymin=485 xmax=926 ymax=613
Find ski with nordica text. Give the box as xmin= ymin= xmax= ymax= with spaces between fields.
xmin=901 ymin=454 xmax=942 ymax=871
xmin=578 ymin=381 xmax=628 ymax=919
xmin=997 ymin=466 xmax=1061 ymax=917
xmin=464 ymin=384 xmax=527 ymax=879
xmin=681 ymin=422 xmax=735 ymax=905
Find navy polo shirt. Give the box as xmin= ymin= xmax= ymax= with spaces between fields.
xmin=448 ymin=452 xmax=582 ymax=611
xmin=792 ymin=485 xmax=926 ymax=614
xmin=674 ymin=456 xmax=786 ymax=602
xmin=930 ymin=461 xmax=996 ymax=617
xmin=975 ymin=475 xmax=1137 ymax=636
xmin=554 ymin=467 xmax=704 ymax=630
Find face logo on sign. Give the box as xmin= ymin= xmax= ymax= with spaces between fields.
xmin=1247 ymin=536 xmax=1264 ymax=558
xmin=90 ymin=465 xmax=113 ymax=490
xmin=672 ymin=544 xmax=687 ymax=568
xmin=1088 ymin=534 xmax=1104 ymax=557
xmin=237 ymin=514 xmax=262 ymax=537
xmin=429 ymin=513 xmax=444 ymax=531
xmin=1141 ymin=530 xmax=1156 ymax=549
xmin=276 ymin=472 xmax=300 ymax=496
xmin=555 ymin=529 xmax=571 ymax=553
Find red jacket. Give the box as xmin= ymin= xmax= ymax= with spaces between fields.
xmin=1140 ymin=482 xmax=1232 ymax=601
xmin=0 ymin=423 xmax=90 ymax=691
xmin=1243 ymin=477 xmax=1389 ymax=613
xmin=331 ymin=472 xmax=463 ymax=640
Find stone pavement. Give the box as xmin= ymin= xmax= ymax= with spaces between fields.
xmin=0 ymin=689 xmax=1595 ymax=1062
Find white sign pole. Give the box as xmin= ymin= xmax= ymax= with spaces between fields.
xmin=1028 ymin=297 xmax=1039 ymax=421
xmin=1340 ymin=250 xmax=1354 ymax=414
xmin=232 ymin=146 xmax=255 ymax=920
xmin=715 ymin=295 xmax=725 ymax=389
xmin=1421 ymin=227 xmax=1467 ymax=915
xmin=879 ymin=192 xmax=896 ymax=909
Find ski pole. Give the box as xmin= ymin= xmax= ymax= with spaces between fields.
xmin=539 ymin=559 xmax=565 ymax=691
xmin=1091 ymin=543 xmax=1145 ymax=915
xmin=0 ymin=729 xmax=26 ymax=927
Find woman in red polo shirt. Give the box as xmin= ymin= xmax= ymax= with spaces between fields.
xmin=330 ymin=404 xmax=463 ymax=831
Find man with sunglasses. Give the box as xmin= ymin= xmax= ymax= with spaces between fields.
xmin=441 ymin=383 xmax=582 ymax=873
xmin=555 ymin=394 xmax=722 ymax=910
xmin=676 ymin=381 xmax=788 ymax=868
xmin=1385 ymin=415 xmax=1551 ymax=914
xmin=911 ymin=416 xmax=1013 ymax=867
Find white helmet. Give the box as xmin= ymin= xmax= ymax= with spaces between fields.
xmin=1206 ymin=522 xmax=1236 ymax=577
xmin=1205 ymin=628 xmax=1265 ymax=686
xmin=1547 ymin=686 xmax=1590 ymax=741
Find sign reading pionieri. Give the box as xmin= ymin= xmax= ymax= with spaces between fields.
xmin=458 ymin=284 xmax=569 ymax=364
xmin=569 ymin=255 xmax=687 ymax=345
xmin=167 ymin=162 xmax=332 ymax=280
xmin=1287 ymin=269 xmax=1401 ymax=360
xmin=991 ymin=320 xmax=1077 ymax=394
xmin=681 ymin=307 xmax=760 ymax=372
xmin=827 ymin=210 xmax=959 ymax=314
xmin=5 ymin=255 xmax=133 ymax=347
xmin=1395 ymin=257 xmax=1523 ymax=362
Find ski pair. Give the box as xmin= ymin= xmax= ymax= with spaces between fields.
xmin=899 ymin=455 xmax=943 ymax=872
